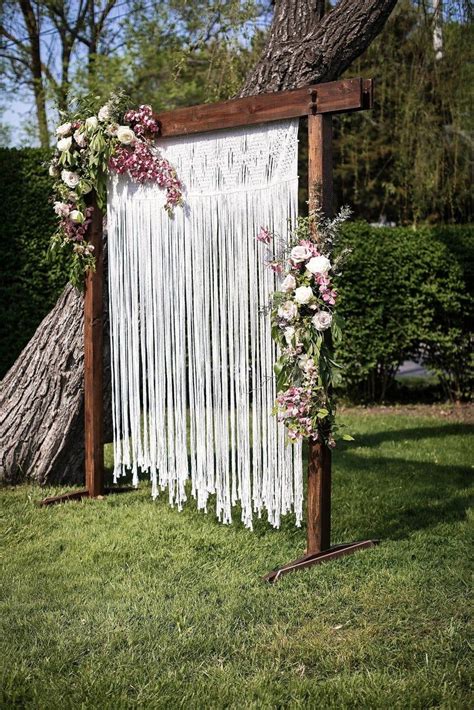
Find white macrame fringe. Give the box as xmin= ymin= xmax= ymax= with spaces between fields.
xmin=107 ymin=119 xmax=303 ymax=529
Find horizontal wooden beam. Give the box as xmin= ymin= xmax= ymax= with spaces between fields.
xmin=155 ymin=77 xmax=373 ymax=138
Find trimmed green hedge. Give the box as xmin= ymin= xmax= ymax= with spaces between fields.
xmin=336 ymin=223 xmax=473 ymax=402
xmin=0 ymin=148 xmax=68 ymax=378
xmin=0 ymin=148 xmax=472 ymax=402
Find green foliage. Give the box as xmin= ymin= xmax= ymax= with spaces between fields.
xmin=0 ymin=148 xmax=68 ymax=378
xmin=335 ymin=223 xmax=473 ymax=402
xmin=266 ymin=208 xmax=352 ymax=444
xmin=0 ymin=411 xmax=472 ymax=707
xmin=73 ymin=1 xmax=269 ymax=111
xmin=335 ymin=0 xmax=473 ymax=224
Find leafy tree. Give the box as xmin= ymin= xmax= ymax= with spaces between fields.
xmin=72 ymin=1 xmax=271 ymax=109
xmin=0 ymin=0 xmax=122 ymax=145
xmin=334 ymin=0 xmax=473 ymax=224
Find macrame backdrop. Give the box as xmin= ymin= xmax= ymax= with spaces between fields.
xmin=107 ymin=119 xmax=303 ymax=529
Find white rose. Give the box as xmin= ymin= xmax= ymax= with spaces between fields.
xmin=49 ymin=164 xmax=59 ymax=177
xmin=56 ymin=122 xmax=72 ymax=137
xmin=290 ymin=245 xmax=312 ymax=263
xmin=306 ymin=255 xmax=331 ymax=275
xmin=85 ymin=116 xmax=99 ymax=131
xmin=299 ymin=354 xmax=316 ymax=373
xmin=57 ymin=136 xmax=72 ymax=152
xmin=283 ymin=326 xmax=295 ymax=344
xmin=281 ymin=274 xmax=296 ymax=292
xmin=69 ymin=210 xmax=85 ymax=223
xmin=53 ymin=201 xmax=70 ymax=217
xmin=294 ymin=286 xmax=313 ymax=305
xmin=98 ymin=104 xmax=112 ymax=121
xmin=116 ymin=125 xmax=136 ymax=145
xmin=278 ymin=301 xmax=298 ymax=322
xmin=74 ymin=129 xmax=87 ymax=148
xmin=312 ymin=311 xmax=333 ymax=331
xmin=61 ymin=169 xmax=80 ymax=188
xmin=106 ymin=122 xmax=119 ymax=136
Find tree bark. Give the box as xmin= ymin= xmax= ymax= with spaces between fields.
xmin=0 ymin=0 xmax=397 ymax=486
xmin=239 ymin=0 xmax=398 ymax=96
xmin=0 ymin=254 xmax=113 ymax=485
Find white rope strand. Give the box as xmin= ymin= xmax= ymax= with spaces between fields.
xmin=107 ymin=119 xmax=302 ymax=528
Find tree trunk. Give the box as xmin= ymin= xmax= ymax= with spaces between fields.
xmin=0 ymin=254 xmax=113 ymax=485
xmin=0 ymin=0 xmax=398 ymax=486
xmin=19 ymin=0 xmax=50 ymax=147
xmin=239 ymin=0 xmax=398 ymax=96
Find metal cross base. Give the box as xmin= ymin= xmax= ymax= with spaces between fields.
xmin=38 ymin=486 xmax=135 ymax=507
xmin=263 ymin=539 xmax=380 ymax=583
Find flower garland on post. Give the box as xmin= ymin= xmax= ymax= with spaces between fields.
xmin=257 ymin=207 xmax=353 ymax=447
xmin=49 ymin=94 xmax=183 ymax=286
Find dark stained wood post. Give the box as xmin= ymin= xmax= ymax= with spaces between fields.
xmin=84 ymin=191 xmax=104 ymax=497
xmin=306 ymin=111 xmax=333 ymax=554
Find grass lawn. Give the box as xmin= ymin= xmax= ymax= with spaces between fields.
xmin=1 ymin=407 xmax=472 ymax=709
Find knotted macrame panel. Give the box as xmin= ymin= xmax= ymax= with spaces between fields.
xmin=107 ymin=119 xmax=303 ymax=529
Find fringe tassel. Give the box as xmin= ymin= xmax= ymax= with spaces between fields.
xmin=107 ymin=119 xmax=303 ymax=529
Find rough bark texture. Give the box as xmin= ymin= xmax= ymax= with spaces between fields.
xmin=0 ymin=256 xmax=113 ymax=485
xmin=239 ymin=0 xmax=398 ymax=96
xmin=0 ymin=0 xmax=397 ymax=486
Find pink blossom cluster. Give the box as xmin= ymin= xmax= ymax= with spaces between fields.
xmin=109 ymin=141 xmax=183 ymax=211
xmin=299 ymin=239 xmax=320 ymax=257
xmin=315 ymin=273 xmax=337 ymax=305
xmin=60 ymin=205 xmax=94 ymax=242
xmin=124 ymin=104 xmax=159 ymax=137
xmin=257 ymin=226 xmax=272 ymax=244
xmin=276 ymin=386 xmax=317 ymax=441
xmin=269 ymin=261 xmax=284 ymax=274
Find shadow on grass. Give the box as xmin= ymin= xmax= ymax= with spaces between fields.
xmin=346 ymin=422 xmax=472 ymax=449
xmin=103 ymin=422 xmax=473 ymax=547
xmin=335 ymin=448 xmax=472 ymax=542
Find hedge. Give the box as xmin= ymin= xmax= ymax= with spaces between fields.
xmin=0 ymin=148 xmax=68 ymax=378
xmin=0 ymin=148 xmax=472 ymax=401
xmin=336 ymin=223 xmax=473 ymax=402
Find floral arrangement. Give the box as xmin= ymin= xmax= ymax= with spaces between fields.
xmin=257 ymin=207 xmax=353 ymax=446
xmin=49 ymin=93 xmax=183 ymax=286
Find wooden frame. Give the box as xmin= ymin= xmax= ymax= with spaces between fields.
xmin=40 ymin=77 xmax=379 ymax=578
xmin=154 ymin=77 xmax=373 ymax=137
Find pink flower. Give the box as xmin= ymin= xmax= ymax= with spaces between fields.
xmin=53 ymin=201 xmax=70 ymax=217
xmin=299 ymin=239 xmax=320 ymax=257
xmin=257 ymin=226 xmax=272 ymax=244
xmin=124 ymin=104 xmax=159 ymax=137
xmin=109 ymin=141 xmax=183 ymax=211
xmin=321 ymin=288 xmax=337 ymax=305
xmin=269 ymin=261 xmax=283 ymax=274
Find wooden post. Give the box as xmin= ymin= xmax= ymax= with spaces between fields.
xmin=40 ymin=190 xmax=134 ymax=505
xmin=307 ymin=112 xmax=333 ymax=554
xmin=84 ymin=192 xmax=104 ymax=498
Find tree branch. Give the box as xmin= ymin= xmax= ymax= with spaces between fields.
xmin=239 ymin=0 xmax=398 ymax=96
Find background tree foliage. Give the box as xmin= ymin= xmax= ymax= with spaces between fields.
xmin=84 ymin=0 xmax=270 ymax=109
xmin=1 ymin=1 xmax=471 ymax=224
xmin=334 ymin=0 xmax=473 ymax=224
xmin=335 ymin=222 xmax=473 ymax=403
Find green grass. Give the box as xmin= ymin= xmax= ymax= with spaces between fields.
xmin=1 ymin=410 xmax=473 ymax=709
